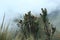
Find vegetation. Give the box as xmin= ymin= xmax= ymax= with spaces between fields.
xmin=17 ymin=8 xmax=56 ymax=40
xmin=0 ymin=8 xmax=59 ymax=40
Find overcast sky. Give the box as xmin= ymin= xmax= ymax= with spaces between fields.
xmin=0 ymin=0 xmax=60 ymax=24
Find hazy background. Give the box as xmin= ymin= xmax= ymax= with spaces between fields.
xmin=0 ymin=0 xmax=59 ymax=23
xmin=0 ymin=0 xmax=60 ymax=31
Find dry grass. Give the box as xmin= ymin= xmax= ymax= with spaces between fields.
xmin=0 ymin=23 xmax=13 ymax=40
xmin=0 ymin=13 xmax=59 ymax=40
xmin=0 ymin=14 xmax=35 ymax=40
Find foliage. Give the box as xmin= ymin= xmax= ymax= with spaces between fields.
xmin=0 ymin=8 xmax=58 ymax=40
xmin=17 ymin=8 xmax=56 ymax=40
